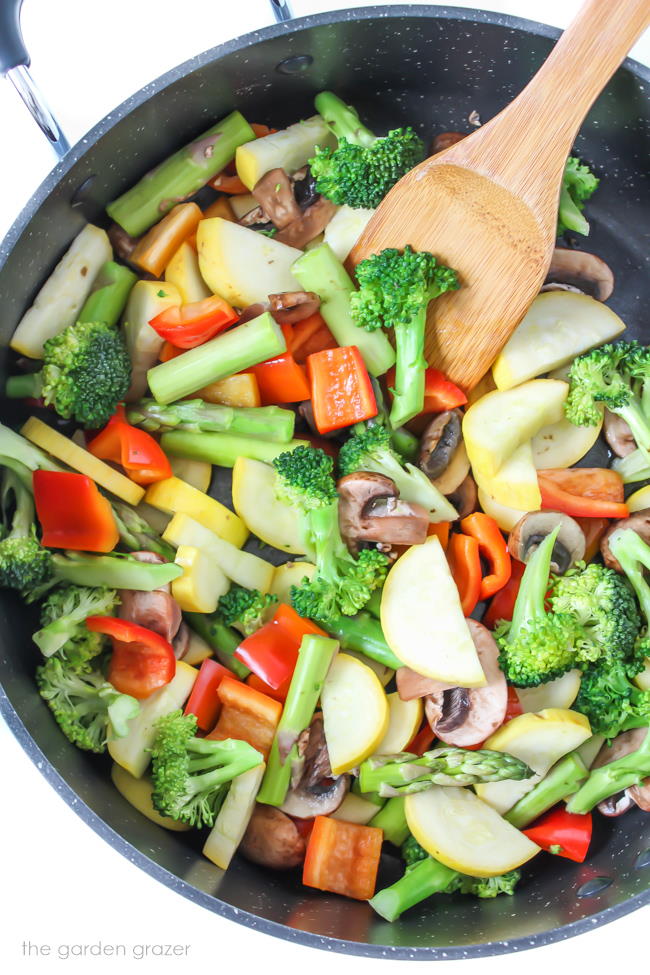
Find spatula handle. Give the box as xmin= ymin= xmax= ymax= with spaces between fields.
xmin=500 ymin=0 xmax=650 ymax=193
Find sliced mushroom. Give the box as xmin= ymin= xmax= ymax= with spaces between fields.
xmin=508 ymin=511 xmax=586 ymax=574
xmin=337 ymin=472 xmax=429 ymax=555
xmin=292 ymin=167 xmax=319 ymax=210
xmin=172 ymin=621 xmax=190 ymax=660
xmin=419 ymin=410 xmax=463 ymax=480
xmin=237 ymin=301 xmax=270 ymax=324
xmin=601 ymin=510 xmax=650 ymax=572
xmin=118 ymin=550 xmax=182 ymax=642
xmin=446 ymin=474 xmax=478 ymax=520
xmin=431 ymin=131 xmax=466 ymax=154
xmin=238 ymin=204 xmax=270 ymax=228
xmin=280 ymin=716 xmax=349 ymax=818
xmin=275 ymin=197 xmax=338 ymax=249
xmin=542 ymin=248 xmax=614 ymax=301
xmin=107 ymin=223 xmax=141 ymax=263
xmin=423 ymin=620 xmax=507 ymax=747
xmin=603 ymin=410 xmax=636 ymax=457
xmin=431 ymin=442 xmax=470 ymax=496
xmin=269 ymin=291 xmax=321 ymax=325
xmin=593 ymin=728 xmax=650 ymax=814
xmin=239 ymin=805 xmax=306 ymax=869
xmin=396 ymin=666 xmax=452 ymax=702
xmin=252 ymin=168 xmax=302 ymax=229
xmin=597 ymin=792 xmax=636 ymax=817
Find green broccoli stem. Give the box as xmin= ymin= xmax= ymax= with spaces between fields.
xmin=505 ymin=753 xmax=589 ymax=829
xmin=615 ymin=400 xmax=650 ymax=455
xmin=314 ymin=92 xmax=377 ymax=148
xmin=3 ymin=468 xmax=36 ymax=538
xmin=390 ymin=426 xmax=420 ymax=464
xmin=558 ymin=183 xmax=589 ymax=236
xmin=508 ymin=526 xmax=560 ymax=642
xmin=608 ymin=529 xmax=650 ymax=624
xmin=184 ymin=612 xmax=251 ymax=679
xmin=51 ymin=553 xmax=182 ymax=591
xmin=613 ymin=448 xmax=650 ymax=484
xmin=567 ymin=727 xmax=650 ymax=814
xmin=322 ymin=611 xmax=402 ymax=670
xmin=369 ymin=856 xmax=459 ymax=922
xmin=390 ymin=308 xmax=427 ymax=428
xmin=5 ymin=373 xmax=43 ymax=399
xmin=106 ymin=111 xmax=256 ymax=236
xmin=127 ymin=400 xmax=296 ymax=443
xmin=257 ymin=634 xmax=338 ymax=807
xmin=364 ymin=589 xmax=383 ymax=619
xmin=368 ymin=796 xmax=410 ymax=846
xmin=0 ymin=422 xmax=63 ymax=474
xmin=77 ymin=261 xmax=137 ymax=326
xmin=161 ymin=431 xmax=308 ymax=468
xmin=184 ymin=737 xmax=262 ymax=796
xmin=147 ymin=312 xmax=287 ymax=405
xmin=359 ymin=748 xmax=533 ymax=797
xmin=292 ymin=244 xmax=395 ymax=377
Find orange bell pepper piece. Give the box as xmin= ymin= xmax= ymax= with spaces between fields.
xmin=538 ymin=468 xmax=628 ymax=519
xmin=303 ymin=816 xmax=383 ymax=901
xmin=482 ymin=558 xmax=525 ymax=630
xmin=460 ymin=512 xmax=511 ymax=601
xmin=287 ymin=313 xmax=338 ymax=364
xmin=201 ymin=197 xmax=235 ymax=221
xmin=33 ymin=470 xmax=119 ymax=553
xmin=307 ymin=346 xmax=378 ymax=434
xmin=251 ymin=352 xmax=311 ymax=405
xmin=207 ymin=675 xmax=282 ymax=760
xmin=130 ymin=203 xmax=203 ymax=276
xmin=194 ymin=373 xmax=261 ymax=408
xmin=446 ymin=532 xmax=482 ymax=616
xmin=575 ymin=517 xmax=610 ymax=562
xmin=427 ymin=521 xmax=450 ymax=551
xmin=87 ymin=406 xmax=172 ymax=485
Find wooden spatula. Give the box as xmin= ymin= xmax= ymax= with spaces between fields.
xmin=348 ymin=0 xmax=650 ymax=390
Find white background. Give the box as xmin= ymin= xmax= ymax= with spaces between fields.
xmin=1 ymin=1 xmax=649 ymax=972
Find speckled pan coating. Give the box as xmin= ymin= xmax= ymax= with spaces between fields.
xmin=1 ymin=4 xmax=649 ymax=960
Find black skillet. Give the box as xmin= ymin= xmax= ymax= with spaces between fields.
xmin=1 ymin=0 xmax=649 ymax=959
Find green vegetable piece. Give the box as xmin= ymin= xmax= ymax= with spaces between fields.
xmin=505 ymin=752 xmax=589 ymax=829
xmin=368 ymin=796 xmax=410 ymax=847
xmin=184 ymin=612 xmax=251 ymax=679
xmin=557 ymin=156 xmax=599 ymax=237
xmin=359 ymin=747 xmax=533 ymax=797
xmin=127 ymin=399 xmax=296 ymax=443
xmin=78 ymin=261 xmax=137 ymax=326
xmin=567 ymin=726 xmax=650 ymax=814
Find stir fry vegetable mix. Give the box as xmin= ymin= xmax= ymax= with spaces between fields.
xmin=3 ymin=90 xmax=649 ymax=916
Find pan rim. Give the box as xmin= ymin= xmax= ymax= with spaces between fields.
xmin=1 ymin=3 xmax=649 ymax=960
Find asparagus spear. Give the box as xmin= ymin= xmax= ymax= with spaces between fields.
xmin=78 ymin=261 xmax=137 ymax=326
xmin=292 ymin=243 xmax=395 ymax=377
xmin=370 ymin=856 xmax=459 ymax=922
xmin=147 ymin=312 xmax=287 ymax=404
xmin=257 ymin=634 xmax=338 ymax=807
xmin=368 ymin=796 xmax=409 ymax=846
xmin=567 ymin=726 xmax=650 ymax=814
xmin=359 ymin=747 xmax=534 ymax=797
xmin=161 ymin=431 xmax=308 ymax=468
xmin=322 ymin=611 xmax=401 ymax=670
xmin=184 ymin=612 xmax=250 ymax=679
xmin=111 ymin=499 xmax=176 ymax=561
xmin=127 ymin=399 xmax=296 ymax=443
xmin=107 ymin=111 xmax=255 ymax=236
xmin=505 ymin=752 xmax=589 ymax=829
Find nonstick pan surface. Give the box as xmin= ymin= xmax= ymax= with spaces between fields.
xmin=1 ymin=4 xmax=649 ymax=959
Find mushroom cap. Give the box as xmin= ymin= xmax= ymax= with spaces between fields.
xmin=337 ymin=472 xmax=429 ymax=555
xmin=601 ymin=510 xmax=650 ymax=572
xmin=446 ymin=473 xmax=478 ymax=520
xmin=269 ymin=291 xmax=321 ymax=325
xmin=275 ymin=197 xmax=338 ymax=249
xmin=252 ymin=167 xmax=302 ymax=230
xmin=117 ymin=551 xmax=182 ymax=643
xmin=239 ymin=805 xmax=306 ymax=870
xmin=418 ymin=409 xmax=463 ymax=481
xmin=430 ymin=131 xmax=467 ymax=154
xmin=603 ymin=410 xmax=636 ymax=458
xmin=508 ymin=511 xmax=586 ymax=574
xmin=431 ymin=442 xmax=470 ymax=496
xmin=597 ymin=792 xmax=636 ymax=817
xmin=280 ymin=716 xmax=349 ymax=818
xmin=543 ymin=247 xmax=614 ymax=301
xmin=423 ymin=620 xmax=508 ymax=747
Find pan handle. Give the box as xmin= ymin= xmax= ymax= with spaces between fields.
xmin=269 ymin=0 xmax=294 ymax=23
xmin=0 ymin=0 xmax=70 ymax=158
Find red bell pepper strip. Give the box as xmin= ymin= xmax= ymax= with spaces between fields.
xmin=184 ymin=658 xmax=234 ymax=731
xmin=446 ymin=533 xmax=482 ymax=616
xmin=87 ymin=406 xmax=172 ymax=486
xmin=406 ymin=722 xmax=436 ymax=756
xmin=207 ymin=674 xmax=282 ymax=760
xmin=33 ymin=470 xmax=119 ymax=553
xmin=385 ymin=366 xmax=467 ymax=414
xmin=505 ymin=685 xmax=524 ymax=722
xmin=85 ymin=616 xmax=175 ymax=699
xmin=539 ymin=469 xmax=628 ymax=519
xmin=250 ymin=351 xmax=311 ymax=405
xmin=234 ymin=603 xmax=326 ymax=689
xmin=523 ymin=807 xmax=592 ymax=862
xmin=149 ymin=295 xmax=238 ymax=348
xmin=460 ymin=512 xmax=511 ymax=601
xmin=246 ymin=672 xmax=288 ymax=703
xmin=482 ymin=558 xmax=525 ymax=629
xmin=303 ymin=816 xmax=384 ymax=901
xmin=307 ymin=346 xmax=378 ymax=435
xmin=287 ymin=313 xmax=338 ymax=364
xmin=159 ymin=341 xmax=183 ymax=363
xmin=575 ymin=517 xmax=610 ymax=562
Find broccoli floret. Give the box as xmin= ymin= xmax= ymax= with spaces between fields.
xmin=456 ymin=871 xmax=521 ymax=899
xmin=401 ymin=834 xmax=429 ymax=870
xmin=338 ymin=421 xmax=456 ymax=521
xmin=565 ymin=342 xmax=650 ymax=460
xmin=33 ymin=585 xmax=118 ymax=670
xmin=273 ymin=445 xmax=389 ymax=620
xmin=496 ymin=528 xmax=578 ymax=687
xmin=6 ymin=321 xmax=131 ymax=428
xmin=36 ymin=656 xmax=139 ymax=752
xmin=549 ymin=561 xmax=642 ymax=663
xmin=0 ymin=466 xmax=52 ymax=592
xmin=149 ymin=709 xmax=262 ymax=827
xmin=217 ymin=584 xmax=277 ymax=636
xmin=350 ymin=246 xmax=458 ymax=427
xmin=558 ymin=156 xmax=599 ymax=236
xmin=309 ymin=91 xmax=424 ymax=209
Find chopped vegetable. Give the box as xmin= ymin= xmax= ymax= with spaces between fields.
xmin=302 ymin=815 xmax=383 ymax=901
xmin=164 ymin=241 xmax=211 ymax=304
xmin=321 ymin=653 xmax=389 ymax=774
xmin=145 ymin=476 xmax=247 ymax=548
xmin=33 ymin=470 xmax=119 ymax=553
xmin=235 ymin=115 xmax=335 ymax=190
xmin=208 ymin=675 xmax=282 ymax=761
xmin=78 ymin=260 xmax=137 ymax=326
xmin=446 ymin=532 xmax=482 ymax=616
xmin=111 ymin=764 xmax=191 ymax=831
xmin=231 ymin=457 xmax=309 ymax=555
xmin=86 ymin=616 xmax=176 ymax=699
xmin=0 ymin=467 xmax=52 ymax=592
xmin=482 ymin=558 xmax=525 ymax=629
xmin=163 ymin=513 xmax=273 ymax=592
xmin=172 ymin=544 xmax=228 ymax=612
xmin=558 ymin=156 xmax=599 ymax=237
xmin=218 ymin=584 xmax=277 ymax=636
xmin=87 ymin=406 xmax=172 ymax=485
xmin=567 ymin=727 xmax=650 ymax=813
xmin=307 ymin=346 xmax=377 ymax=434
xmin=203 ymin=762 xmax=265 ymax=869
xmin=234 ymin=602 xmax=324 ymax=690
xmin=250 ymin=351 xmax=311 ymax=405
xmin=34 ymin=584 xmax=117 ymax=667
xmin=460 ymin=513 xmax=511 ymax=601
xmin=522 ymin=807 xmax=592 ymax=862
xmin=122 ymin=280 xmax=182 ymax=400
xmin=149 ymin=294 xmax=238 ymax=348
xmin=184 ymin=658 xmax=233 ymax=732
xmin=195 ymin=373 xmax=261 ymax=408
xmin=359 ymin=747 xmax=533 ymax=797
xmin=128 ymin=398 xmax=295 ymax=443
xmin=505 ymin=751 xmax=590 ymax=829
xmin=538 ymin=466 xmax=628 ymax=519
xmin=161 ymin=430 xmax=308 ymax=468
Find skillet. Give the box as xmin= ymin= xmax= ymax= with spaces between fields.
xmin=1 ymin=0 xmax=649 ymax=959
